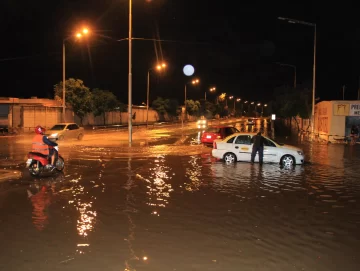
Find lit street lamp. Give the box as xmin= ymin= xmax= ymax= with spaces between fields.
xmin=128 ymin=0 xmax=133 ymax=146
xmin=205 ymin=87 xmax=216 ymax=101
xmin=256 ymin=103 xmax=261 ymax=117
xmin=62 ymin=27 xmax=90 ymax=123
xmin=184 ymin=79 xmax=199 ymax=122
xmin=243 ymin=101 xmax=248 ymax=115
xmin=146 ymin=63 xmax=166 ymax=128
xmin=278 ymin=16 xmax=316 ymax=136
xmin=236 ymin=98 xmax=241 ymax=116
xmin=229 ymin=96 xmax=235 ymax=115
xmin=261 ymin=104 xmax=267 ymax=117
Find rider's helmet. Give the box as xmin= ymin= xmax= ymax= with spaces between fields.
xmin=35 ymin=125 xmax=45 ymax=135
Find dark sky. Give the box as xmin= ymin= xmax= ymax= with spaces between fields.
xmin=1 ymin=0 xmax=359 ymax=105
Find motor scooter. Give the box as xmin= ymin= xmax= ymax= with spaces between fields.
xmin=26 ymin=145 xmax=65 ymax=176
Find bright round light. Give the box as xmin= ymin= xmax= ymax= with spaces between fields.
xmin=183 ymin=65 xmax=195 ymax=76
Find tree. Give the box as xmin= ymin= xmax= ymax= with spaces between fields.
xmin=273 ymin=85 xmax=311 ymax=132
xmin=152 ymin=97 xmax=169 ymax=121
xmin=166 ymin=99 xmax=179 ymax=121
xmin=92 ymin=88 xmax=118 ymax=125
xmin=185 ymin=99 xmax=201 ymax=117
xmin=54 ymin=78 xmax=93 ymax=124
xmin=115 ymin=101 xmax=127 ymax=124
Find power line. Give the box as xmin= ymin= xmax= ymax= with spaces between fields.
xmin=117 ymin=37 xmax=210 ymax=45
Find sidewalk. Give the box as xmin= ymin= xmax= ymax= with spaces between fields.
xmin=0 ymin=169 xmax=22 ymax=182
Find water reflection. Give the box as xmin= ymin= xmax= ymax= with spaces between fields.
xmin=2 ymin=137 xmax=360 ymax=271
xmin=124 ymin=157 xmax=139 ymax=271
xmin=209 ymin=161 xmax=305 ymax=194
xmin=27 ymin=174 xmax=65 ymax=231
xmin=146 ymin=155 xmax=173 ymax=210
xmin=62 ymin=170 xmax=100 ymax=254
xmin=185 ymin=155 xmax=203 ymax=191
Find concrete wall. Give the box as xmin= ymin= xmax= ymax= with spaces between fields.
xmin=10 ymin=105 xmax=73 ymax=132
xmin=315 ymin=101 xmax=333 ymax=141
xmin=78 ymin=107 xmax=161 ymax=126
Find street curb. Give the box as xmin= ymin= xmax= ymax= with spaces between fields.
xmin=0 ymin=169 xmax=22 ymax=182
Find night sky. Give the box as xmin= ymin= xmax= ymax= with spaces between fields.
xmin=1 ymin=0 xmax=359 ymax=105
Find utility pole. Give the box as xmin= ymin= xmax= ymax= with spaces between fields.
xmin=358 ymin=76 xmax=360 ymax=100
xmin=342 ymin=85 xmax=346 ymax=100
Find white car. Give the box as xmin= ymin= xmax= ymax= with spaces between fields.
xmin=212 ymin=132 xmax=305 ymax=166
xmin=46 ymin=123 xmax=84 ymax=141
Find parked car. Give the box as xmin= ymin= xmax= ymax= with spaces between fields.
xmin=46 ymin=123 xmax=84 ymax=141
xmin=212 ymin=132 xmax=305 ymax=166
xmin=201 ymin=126 xmax=239 ymax=146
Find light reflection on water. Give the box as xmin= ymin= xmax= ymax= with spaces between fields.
xmin=185 ymin=155 xmax=202 ymax=191
xmin=0 ymin=141 xmax=360 ymax=270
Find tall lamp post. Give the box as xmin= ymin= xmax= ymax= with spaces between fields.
xmin=256 ymin=103 xmax=261 ymax=117
xmin=276 ymin=62 xmax=297 ymax=88
xmin=236 ymin=98 xmax=241 ymax=116
xmin=62 ymin=28 xmax=89 ymax=123
xmin=261 ymin=104 xmax=267 ymax=117
xmin=206 ymin=87 xmax=216 ymax=101
xmin=184 ymin=79 xmax=199 ymax=121
xmin=128 ymin=0 xmax=133 ymax=146
xmin=278 ymin=16 xmax=316 ymax=136
xmin=244 ymin=101 xmax=248 ymax=115
xmin=250 ymin=102 xmax=254 ymax=116
xmin=146 ymin=63 xmax=166 ymax=128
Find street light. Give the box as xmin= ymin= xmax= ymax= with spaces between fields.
xmin=236 ymin=98 xmax=241 ymax=116
xmin=206 ymin=87 xmax=216 ymax=101
xmin=256 ymin=103 xmax=261 ymax=117
xmin=146 ymin=62 xmax=166 ymax=128
xmin=229 ymin=96 xmax=235 ymax=115
xmin=244 ymin=100 xmax=248 ymax=115
xmin=262 ymin=104 xmax=267 ymax=117
xmin=275 ymin=62 xmax=297 ymax=88
xmin=184 ymin=78 xmax=200 ymax=122
xmin=128 ymin=0 xmax=133 ymax=146
xmin=62 ymin=27 xmax=90 ymax=123
xmin=278 ymin=16 xmax=316 ymax=136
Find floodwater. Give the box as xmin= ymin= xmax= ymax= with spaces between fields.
xmin=0 ymin=126 xmax=360 ymax=270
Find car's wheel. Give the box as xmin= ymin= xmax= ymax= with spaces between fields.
xmin=223 ymin=152 xmax=237 ymax=163
xmin=280 ymin=155 xmax=295 ymax=166
xmin=55 ymin=157 xmax=65 ymax=171
xmin=77 ymin=133 xmax=84 ymax=140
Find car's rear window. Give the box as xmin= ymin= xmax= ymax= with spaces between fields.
xmin=205 ymin=127 xmax=220 ymax=133
xmin=50 ymin=125 xmax=66 ymax=130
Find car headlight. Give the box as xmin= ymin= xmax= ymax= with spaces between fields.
xmin=50 ymin=133 xmax=58 ymax=137
xmin=297 ymin=151 xmax=303 ymax=155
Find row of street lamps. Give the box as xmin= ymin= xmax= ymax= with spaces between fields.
xmin=61 ymin=14 xmax=316 ymax=146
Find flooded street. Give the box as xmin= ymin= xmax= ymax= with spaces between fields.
xmin=0 ymin=125 xmax=360 ymax=270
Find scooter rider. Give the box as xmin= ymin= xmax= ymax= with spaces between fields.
xmin=32 ymin=125 xmax=58 ymax=170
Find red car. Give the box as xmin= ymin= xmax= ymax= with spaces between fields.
xmin=201 ymin=126 xmax=239 ymax=146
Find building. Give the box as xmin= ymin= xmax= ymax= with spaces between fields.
xmin=0 ymin=97 xmax=69 ymax=133
xmin=0 ymin=97 xmax=161 ymax=133
xmin=315 ymin=100 xmax=360 ymax=142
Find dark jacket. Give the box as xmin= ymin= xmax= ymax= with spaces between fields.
xmin=251 ymin=134 xmax=265 ymax=147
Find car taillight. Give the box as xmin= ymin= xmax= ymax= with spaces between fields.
xmin=213 ymin=141 xmax=217 ymax=149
